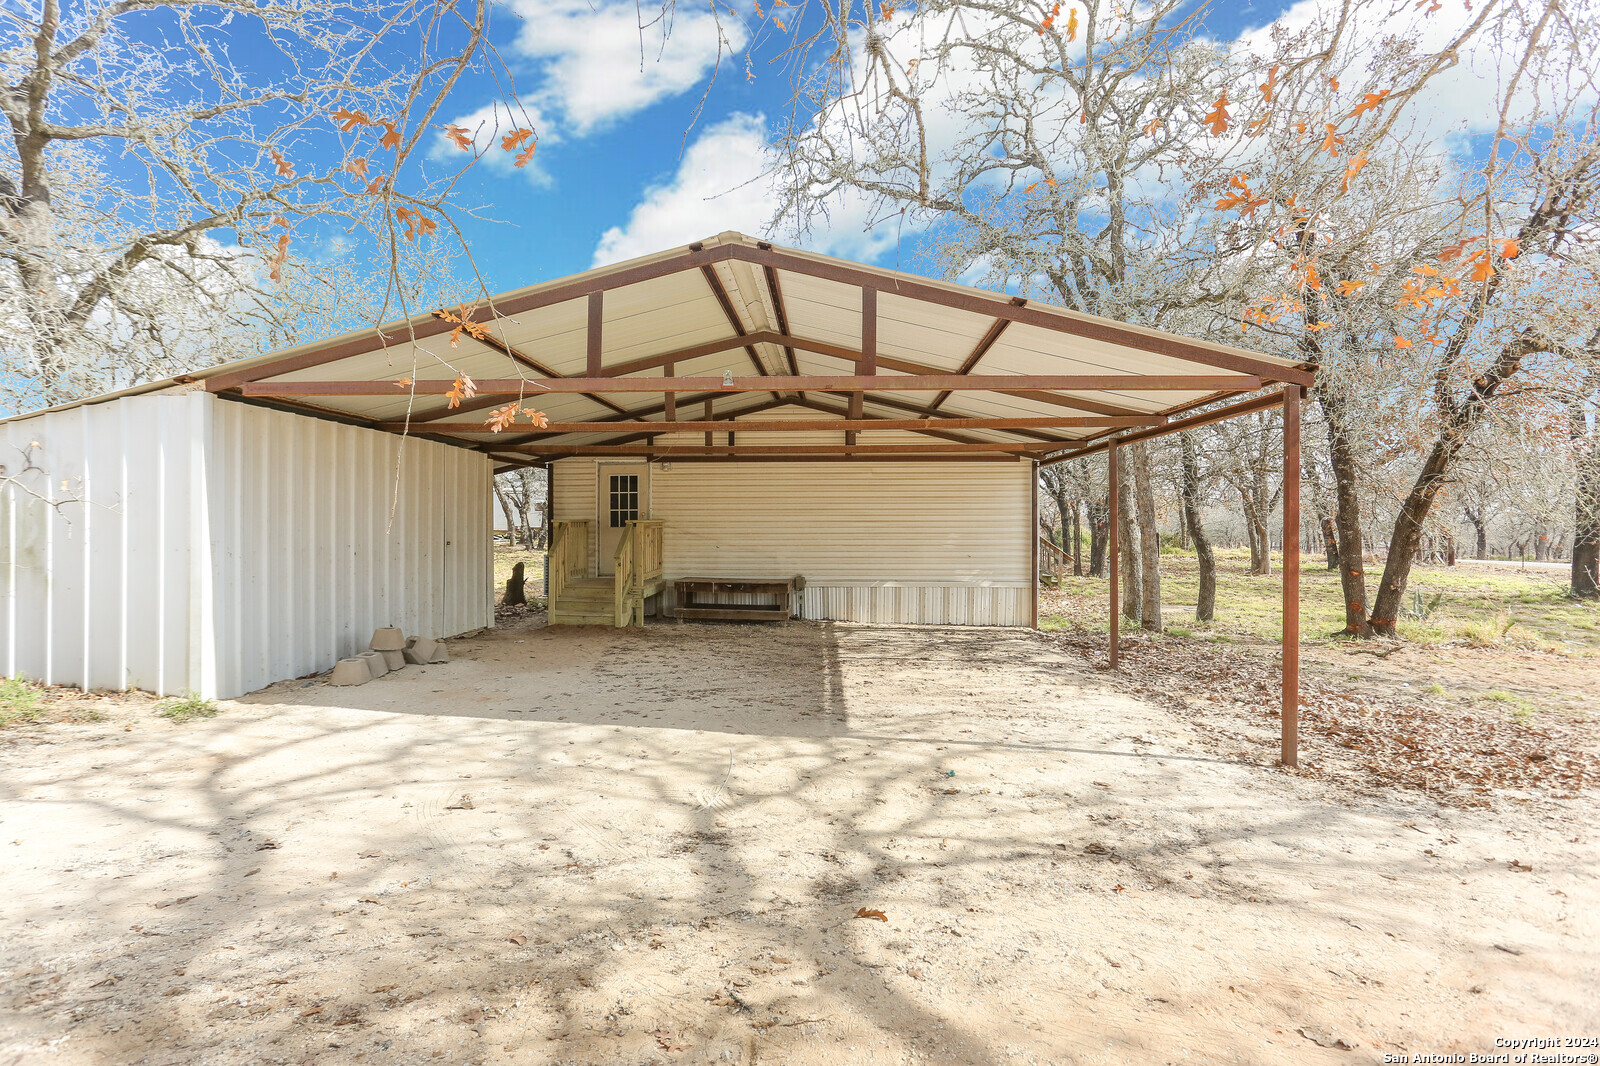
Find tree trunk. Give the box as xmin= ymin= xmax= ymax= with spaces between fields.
xmin=1317 ymin=386 xmax=1373 ymax=635
xmin=1240 ymin=488 xmax=1270 ymax=576
xmin=493 ymin=483 xmax=518 ymax=546
xmin=1572 ymin=378 xmax=1600 ymax=599
xmin=1180 ymin=432 xmax=1215 ymax=623
xmin=1117 ymin=459 xmax=1142 ymax=626
xmin=1369 ymin=332 xmax=1546 ymax=635
xmin=1072 ymin=500 xmax=1083 ymax=577
xmin=1131 ymin=441 xmax=1161 ymax=631
xmin=1088 ymin=498 xmax=1109 ymax=577
xmin=1465 ymin=506 xmax=1489 ymax=560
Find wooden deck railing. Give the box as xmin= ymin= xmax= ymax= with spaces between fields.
xmin=612 ymin=520 xmax=664 ymax=628
xmin=549 ymin=519 xmax=590 ymax=608
xmin=1039 ymin=536 xmax=1075 ymax=571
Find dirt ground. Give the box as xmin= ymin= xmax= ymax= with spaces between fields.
xmin=2 ymin=615 xmax=1597 ymax=1065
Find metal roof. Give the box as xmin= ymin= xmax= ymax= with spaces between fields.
xmin=3 ymin=232 xmax=1313 ymax=470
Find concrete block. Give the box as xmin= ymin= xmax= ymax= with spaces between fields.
xmin=329 ymin=658 xmax=371 ymax=686
xmin=370 ymin=626 xmax=406 ymax=652
xmin=360 ymin=650 xmax=389 ymax=679
xmin=402 ymin=646 xmax=429 ymax=665
xmin=407 ymin=637 xmax=444 ymax=664
xmin=381 ymin=649 xmax=406 ymax=671
xmin=429 ymin=643 xmax=449 ymax=664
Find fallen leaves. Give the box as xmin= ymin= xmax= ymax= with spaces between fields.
xmin=652 ymin=1028 xmax=689 ymax=1052
xmin=1040 ymin=618 xmax=1597 ymax=802
xmin=444 ymin=793 xmax=475 ymax=810
xmin=854 ymin=908 xmax=888 ymax=921
xmin=507 ymin=931 xmax=528 ymax=945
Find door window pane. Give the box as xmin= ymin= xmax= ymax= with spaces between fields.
xmin=609 ymin=474 xmax=639 ymax=528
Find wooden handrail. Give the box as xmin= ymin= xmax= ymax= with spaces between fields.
xmin=550 ymin=520 xmax=590 ymax=609
xmin=613 ymin=523 xmax=637 ymax=627
xmin=610 ymin=520 xmax=664 ymax=628
xmin=1039 ymin=536 xmax=1074 ymax=569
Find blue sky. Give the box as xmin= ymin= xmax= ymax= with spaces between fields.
xmin=406 ymin=0 xmax=1305 ymax=295
xmin=255 ymin=0 xmax=1535 ymax=307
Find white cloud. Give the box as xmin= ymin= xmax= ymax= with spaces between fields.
xmin=1235 ymin=0 xmax=1594 ymax=138
xmin=508 ymin=0 xmax=747 ymax=135
xmin=592 ymin=112 xmax=899 ymax=266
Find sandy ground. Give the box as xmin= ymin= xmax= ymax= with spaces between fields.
xmin=2 ymin=615 xmax=1596 ymax=1066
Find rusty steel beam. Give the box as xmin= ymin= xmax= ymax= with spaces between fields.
xmin=929 ymin=311 xmax=1016 ymax=410
xmin=1038 ymin=391 xmax=1287 ymax=465
xmin=241 ymin=373 xmax=1260 ymax=398
xmin=377 ymin=414 xmax=1165 ymax=435
xmin=497 ymin=442 xmax=1052 ymax=456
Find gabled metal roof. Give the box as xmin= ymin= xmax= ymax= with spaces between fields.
xmin=4 ymin=232 xmax=1312 ymax=470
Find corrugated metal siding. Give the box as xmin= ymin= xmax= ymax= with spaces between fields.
xmin=0 ymin=392 xmax=493 ymax=699
xmin=551 ymin=457 xmax=1031 ymax=625
xmin=206 ymin=399 xmax=493 ymax=697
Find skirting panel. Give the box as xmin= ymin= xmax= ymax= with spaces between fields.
xmin=800 ymin=585 xmax=1028 ymax=626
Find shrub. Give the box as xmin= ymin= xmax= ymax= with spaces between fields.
xmin=0 ymin=677 xmax=43 ymax=726
xmin=158 ymin=693 xmax=219 ymax=722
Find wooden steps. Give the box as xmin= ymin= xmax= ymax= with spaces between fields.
xmin=547 ymin=520 xmax=665 ymax=628
xmin=548 ymin=577 xmax=614 ymax=626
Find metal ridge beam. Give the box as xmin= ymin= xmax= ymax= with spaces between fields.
xmin=241 ymin=373 xmax=1260 ymax=397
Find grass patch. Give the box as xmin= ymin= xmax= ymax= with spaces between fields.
xmin=1477 ymin=689 xmax=1538 ymax=721
xmin=0 ymin=677 xmax=43 ymax=727
xmin=494 ymin=544 xmax=547 ymax=605
xmin=158 ymin=693 xmax=219 ymax=723
xmin=1040 ymin=549 xmax=1600 ymax=652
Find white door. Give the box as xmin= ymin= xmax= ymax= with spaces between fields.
xmin=597 ymin=464 xmax=648 ymax=576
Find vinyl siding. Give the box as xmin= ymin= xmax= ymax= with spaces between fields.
xmin=551 ymin=457 xmax=1032 ymax=625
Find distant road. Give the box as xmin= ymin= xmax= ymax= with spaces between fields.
xmin=1454 ymin=558 xmax=1570 ymax=573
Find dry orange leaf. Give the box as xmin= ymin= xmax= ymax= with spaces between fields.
xmin=1498 ymin=237 xmax=1521 ymax=259
xmin=344 ymin=156 xmax=369 ymax=179
xmin=268 ymin=147 xmax=294 ymax=179
xmin=501 ymin=128 xmax=534 ymax=152
xmin=1202 ymin=91 xmax=1231 ymax=135
xmin=332 ymin=107 xmax=372 ymax=131
xmin=1341 ymin=149 xmax=1368 ymax=192
xmin=1351 ymin=89 xmax=1390 ymax=118
xmin=378 ymin=120 xmax=401 ymax=150
xmin=268 ymin=233 xmax=290 ymax=282
xmin=514 ymin=142 xmax=538 ymax=169
xmin=1319 ymin=123 xmax=1344 ymax=156
xmin=1393 ymin=335 xmax=1413 ymax=349
xmin=854 ymin=908 xmax=888 ymax=921
xmin=486 ymin=403 xmax=521 ymax=433
xmin=443 ymin=124 xmax=472 ymax=151
xmin=394 ymin=376 xmax=413 ymax=389
xmin=446 ymin=375 xmax=477 ymax=408
xmin=1064 ymin=7 xmax=1079 ymax=40
xmin=1259 ymin=64 xmax=1279 ymax=103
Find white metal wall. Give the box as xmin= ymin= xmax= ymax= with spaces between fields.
xmin=552 ymin=458 xmax=1031 ymax=625
xmin=0 ymin=391 xmax=493 ymax=699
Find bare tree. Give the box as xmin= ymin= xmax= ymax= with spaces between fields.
xmin=1179 ymin=431 xmax=1216 ymax=622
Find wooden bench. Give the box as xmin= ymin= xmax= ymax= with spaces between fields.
xmin=672 ymin=577 xmax=796 ymax=622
